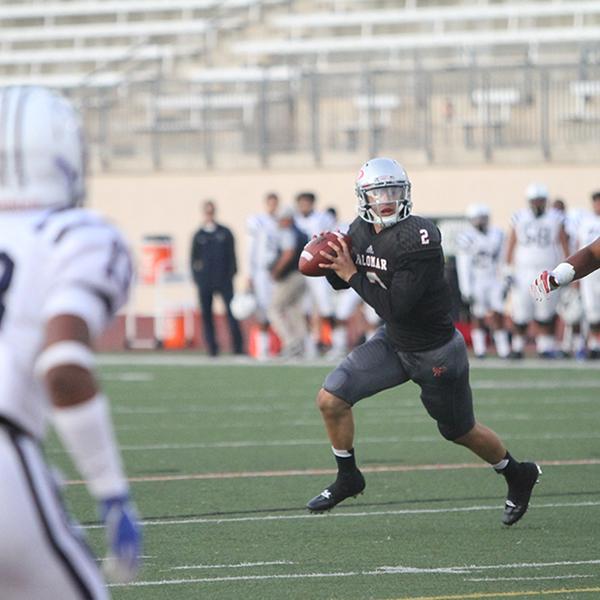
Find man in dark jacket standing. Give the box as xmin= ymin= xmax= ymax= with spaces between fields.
xmin=190 ymin=200 xmax=243 ymax=356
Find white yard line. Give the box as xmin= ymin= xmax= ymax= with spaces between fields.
xmin=108 ymin=558 xmax=600 ymax=588
xmin=168 ymin=561 xmax=295 ymax=571
xmin=97 ymin=354 xmax=600 ymax=370
xmin=466 ymin=575 xmax=595 ymax=582
xmin=109 ymin=570 xmax=362 ymax=587
xmin=101 ymin=372 xmax=155 ymax=382
xmin=471 ymin=380 xmax=599 ymax=389
xmin=85 ymin=500 xmax=600 ymax=531
xmin=380 ymin=559 xmax=600 ymax=573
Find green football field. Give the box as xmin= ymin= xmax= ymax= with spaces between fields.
xmin=46 ymin=357 xmax=600 ymax=600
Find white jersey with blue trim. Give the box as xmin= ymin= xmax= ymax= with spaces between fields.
xmin=511 ymin=208 xmax=564 ymax=270
xmin=294 ymin=210 xmax=336 ymax=238
xmin=0 ymin=208 xmax=132 ymax=439
xmin=456 ymin=224 xmax=504 ymax=280
xmin=555 ymin=208 xmax=586 ymax=254
xmin=246 ymin=212 xmax=279 ymax=271
xmin=577 ymin=212 xmax=600 ymax=248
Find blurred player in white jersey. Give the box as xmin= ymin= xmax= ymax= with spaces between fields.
xmin=551 ymin=199 xmax=586 ymax=358
xmin=456 ymin=204 xmax=510 ymax=358
xmin=505 ymin=183 xmax=569 ymax=358
xmin=576 ymin=191 xmax=600 ymax=358
xmin=246 ymin=192 xmax=280 ymax=359
xmin=0 ymin=86 xmax=141 ymax=599
xmin=325 ymin=207 xmax=381 ymax=359
xmin=531 ymin=234 xmax=600 ymax=336
xmin=294 ymin=192 xmax=336 ymax=357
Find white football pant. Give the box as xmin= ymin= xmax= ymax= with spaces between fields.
xmin=251 ymin=268 xmax=273 ymax=325
xmin=0 ymin=427 xmax=108 ymax=600
xmin=511 ymin=268 xmax=559 ymax=324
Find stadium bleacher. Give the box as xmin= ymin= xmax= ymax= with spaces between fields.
xmin=0 ymin=0 xmax=597 ymax=168
xmin=233 ymin=28 xmax=600 ymax=66
xmin=272 ymin=2 xmax=600 ymax=34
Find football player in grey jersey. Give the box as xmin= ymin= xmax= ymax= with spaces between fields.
xmin=306 ymin=157 xmax=541 ymax=527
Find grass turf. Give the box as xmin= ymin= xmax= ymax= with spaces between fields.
xmin=46 ymin=361 xmax=600 ymax=600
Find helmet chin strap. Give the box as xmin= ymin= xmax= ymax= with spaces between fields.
xmin=368 ymin=202 xmax=399 ymax=227
xmin=379 ymin=215 xmax=398 ymax=227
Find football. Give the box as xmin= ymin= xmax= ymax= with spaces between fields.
xmin=298 ymin=231 xmax=352 ymax=277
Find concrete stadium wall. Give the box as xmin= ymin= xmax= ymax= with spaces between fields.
xmin=89 ymin=164 xmax=599 ymax=318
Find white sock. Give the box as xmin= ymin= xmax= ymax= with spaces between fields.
xmin=304 ymin=335 xmax=318 ymax=359
xmin=331 ymin=326 xmax=347 ymax=354
xmin=589 ymin=335 xmax=600 ymax=351
xmin=536 ymin=334 xmax=555 ymax=354
xmin=256 ymin=331 xmax=269 ymax=359
xmin=471 ymin=328 xmax=486 ymax=357
xmin=332 ymin=447 xmax=353 ymax=458
xmin=493 ymin=330 xmax=510 ymax=358
xmin=512 ymin=334 xmax=525 ymax=353
xmin=492 ymin=458 xmax=509 ymax=471
xmin=561 ymin=325 xmax=573 ymax=353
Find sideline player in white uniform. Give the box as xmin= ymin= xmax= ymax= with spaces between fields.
xmin=0 ymin=86 xmax=141 ymax=599
xmin=505 ymin=183 xmax=569 ymax=358
xmin=551 ymin=199 xmax=586 ymax=358
xmin=531 ymin=234 xmax=600 ymax=311
xmin=294 ymin=192 xmax=336 ymax=357
xmin=576 ymin=192 xmax=600 ymax=357
xmin=455 ymin=204 xmax=510 ymax=358
xmin=246 ymin=192 xmax=280 ymax=359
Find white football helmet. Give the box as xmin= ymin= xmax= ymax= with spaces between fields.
xmin=466 ymin=203 xmax=490 ymax=231
xmin=355 ymin=157 xmax=412 ymax=228
xmin=526 ymin=182 xmax=549 ymax=201
xmin=0 ymin=86 xmax=86 ymax=210
xmin=230 ymin=292 xmax=257 ymax=321
xmin=526 ymin=182 xmax=548 ymax=217
xmin=466 ymin=203 xmax=490 ymax=220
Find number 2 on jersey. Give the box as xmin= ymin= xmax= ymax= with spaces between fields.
xmin=0 ymin=252 xmax=15 ymax=327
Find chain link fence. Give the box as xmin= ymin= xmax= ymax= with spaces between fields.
xmin=76 ymin=63 xmax=600 ymax=171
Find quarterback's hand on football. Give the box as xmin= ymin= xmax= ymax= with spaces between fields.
xmin=319 ymin=238 xmax=357 ymax=282
xmin=530 ymin=270 xmax=559 ymax=302
xmin=99 ymin=495 xmax=142 ymax=583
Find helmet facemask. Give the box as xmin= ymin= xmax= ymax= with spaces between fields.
xmin=529 ymin=197 xmax=547 ymax=218
xmin=357 ymin=183 xmax=412 ymax=228
xmin=525 ymin=183 xmax=549 ymax=219
xmin=355 ymin=157 xmax=412 ymax=228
